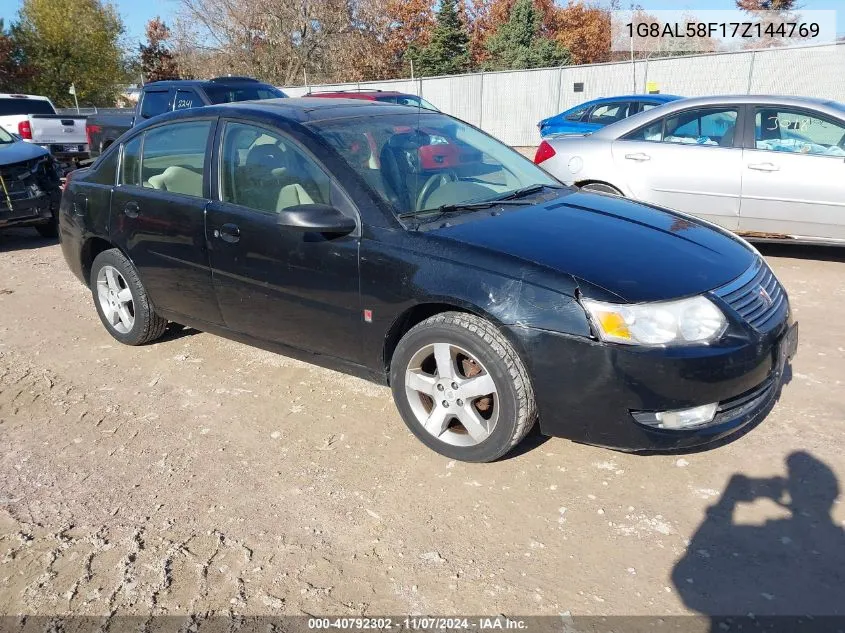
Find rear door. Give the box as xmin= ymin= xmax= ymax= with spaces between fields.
xmin=110 ymin=117 xmax=224 ymax=325
xmin=205 ymin=119 xmax=362 ymax=362
xmin=739 ymin=105 xmax=845 ymax=241
xmin=610 ymin=105 xmax=743 ymax=230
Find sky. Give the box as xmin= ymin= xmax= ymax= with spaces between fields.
xmin=0 ymin=0 xmax=842 ymax=48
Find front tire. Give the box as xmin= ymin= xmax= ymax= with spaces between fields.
xmin=390 ymin=312 xmax=537 ymax=462
xmin=90 ymin=248 xmax=168 ymax=345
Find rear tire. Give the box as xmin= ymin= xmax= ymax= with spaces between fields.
xmin=390 ymin=312 xmax=536 ymax=462
xmin=90 ymin=248 xmax=168 ymax=346
xmin=579 ymin=182 xmax=623 ymax=196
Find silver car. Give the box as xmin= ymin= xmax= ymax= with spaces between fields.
xmin=536 ymin=95 xmax=845 ymax=245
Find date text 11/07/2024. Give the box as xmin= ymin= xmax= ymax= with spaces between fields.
xmin=626 ymin=21 xmax=821 ymax=40
xmin=308 ymin=617 xmax=528 ymax=630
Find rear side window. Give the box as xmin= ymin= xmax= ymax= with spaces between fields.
xmin=140 ymin=120 xmax=212 ymax=197
xmin=89 ymin=149 xmax=118 ymax=186
xmin=564 ymin=106 xmax=589 ymax=122
xmin=204 ymin=85 xmax=284 ymax=104
xmin=754 ymin=107 xmax=845 ymax=156
xmin=120 ymin=135 xmax=142 ymax=186
xmin=587 ymin=103 xmax=631 ymax=125
xmin=174 ymin=89 xmax=200 ymax=110
xmin=140 ymin=91 xmax=171 ymax=119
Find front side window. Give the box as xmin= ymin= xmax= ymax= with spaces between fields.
xmin=755 ymin=107 xmax=845 ymax=156
xmin=662 ymin=107 xmax=738 ymax=146
xmin=140 ymin=91 xmax=171 ymax=119
xmin=219 ymin=122 xmax=331 ymax=213
xmin=174 ymin=89 xmax=201 ymax=111
xmin=140 ymin=120 xmax=211 ymax=197
xmin=310 ymin=113 xmax=559 ymax=216
xmin=120 ymin=135 xmax=142 ymax=186
xmin=588 ymin=103 xmax=631 ymax=125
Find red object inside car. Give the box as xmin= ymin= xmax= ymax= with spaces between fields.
xmin=418 ymin=144 xmax=460 ymax=170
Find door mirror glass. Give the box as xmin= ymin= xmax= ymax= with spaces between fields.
xmin=277 ymin=203 xmax=356 ymax=234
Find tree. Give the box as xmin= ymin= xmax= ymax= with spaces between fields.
xmin=483 ymin=0 xmax=570 ymax=70
xmin=406 ymin=0 xmax=470 ymax=76
xmin=554 ymin=1 xmax=611 ymax=64
xmin=736 ymin=0 xmax=796 ymax=11
xmin=14 ymin=0 xmax=125 ymax=106
xmin=0 ymin=19 xmax=33 ymax=92
xmin=140 ymin=17 xmax=179 ymax=83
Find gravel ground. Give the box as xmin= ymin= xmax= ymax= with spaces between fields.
xmin=1 ymin=228 xmax=843 ymax=620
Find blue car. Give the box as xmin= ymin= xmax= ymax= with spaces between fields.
xmin=538 ymin=94 xmax=683 ymax=138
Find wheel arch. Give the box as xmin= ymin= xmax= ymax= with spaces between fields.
xmin=80 ymin=236 xmax=119 ymax=284
xmin=574 ymin=179 xmax=625 ymax=195
xmin=381 ymin=300 xmax=531 ymax=384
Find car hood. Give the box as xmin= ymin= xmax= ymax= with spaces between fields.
xmin=0 ymin=140 xmax=50 ymax=166
xmin=427 ymin=190 xmax=756 ymax=303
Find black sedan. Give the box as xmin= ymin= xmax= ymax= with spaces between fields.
xmin=59 ymin=99 xmax=797 ymax=462
xmin=1 ymin=126 xmax=62 ymax=237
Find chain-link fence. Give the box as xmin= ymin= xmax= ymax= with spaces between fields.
xmin=283 ymin=42 xmax=845 ymax=146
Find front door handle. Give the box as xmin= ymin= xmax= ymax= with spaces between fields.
xmin=217 ymin=223 xmax=240 ymax=243
xmin=124 ymin=200 xmax=139 ymax=218
xmin=748 ymin=162 xmax=779 ymax=172
xmin=625 ymin=153 xmax=651 ymax=161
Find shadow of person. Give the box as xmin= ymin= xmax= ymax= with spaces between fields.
xmin=673 ymin=452 xmax=845 ymax=628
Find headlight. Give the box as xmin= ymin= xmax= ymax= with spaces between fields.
xmin=582 ymin=296 xmax=727 ymax=346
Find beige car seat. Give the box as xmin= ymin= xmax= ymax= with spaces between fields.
xmin=276 ymin=184 xmax=314 ymax=211
xmin=147 ymin=166 xmax=203 ymax=197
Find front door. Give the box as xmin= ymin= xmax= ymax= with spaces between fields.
xmin=612 ymin=105 xmax=743 ymax=230
xmin=206 ymin=120 xmax=362 ymax=362
xmin=110 ymin=118 xmax=223 ymax=324
xmin=739 ymin=105 xmax=845 ymax=241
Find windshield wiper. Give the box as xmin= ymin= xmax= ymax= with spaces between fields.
xmin=492 ymin=183 xmax=566 ymax=201
xmin=397 ymin=198 xmax=531 ymax=219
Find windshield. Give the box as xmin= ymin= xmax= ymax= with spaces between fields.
xmin=0 ymin=127 xmax=14 ymax=143
xmin=377 ymin=95 xmax=439 ymax=112
xmin=310 ymin=113 xmax=559 ymax=216
xmin=0 ymin=98 xmax=55 ymax=116
xmin=205 ymin=84 xmax=286 ymax=104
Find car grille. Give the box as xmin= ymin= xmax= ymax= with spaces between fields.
xmin=711 ymin=377 xmax=775 ymax=426
xmin=712 ymin=259 xmax=787 ymax=331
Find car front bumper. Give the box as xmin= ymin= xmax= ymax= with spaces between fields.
xmin=0 ymin=192 xmax=56 ymax=229
xmin=510 ymin=313 xmax=796 ymax=452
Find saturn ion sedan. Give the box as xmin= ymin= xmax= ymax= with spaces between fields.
xmin=59 ymin=98 xmax=797 ymax=462
xmin=536 ymin=94 xmax=845 ymax=245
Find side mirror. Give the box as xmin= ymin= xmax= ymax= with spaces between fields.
xmin=277 ymin=204 xmax=356 ymax=234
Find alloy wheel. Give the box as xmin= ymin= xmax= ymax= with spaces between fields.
xmin=96 ymin=265 xmax=135 ymax=334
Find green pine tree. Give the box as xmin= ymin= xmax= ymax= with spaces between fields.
xmin=484 ymin=0 xmax=570 ymax=71
xmin=406 ymin=0 xmax=470 ymax=77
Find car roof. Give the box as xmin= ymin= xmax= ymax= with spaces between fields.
xmin=594 ymin=94 xmax=845 ymax=138
xmin=567 ymin=94 xmax=682 ymax=109
xmin=306 ymin=90 xmax=409 ymax=99
xmin=129 ymin=97 xmax=431 ymax=134
xmin=143 ymin=78 xmax=278 ymax=90
xmin=0 ymin=93 xmax=52 ymax=101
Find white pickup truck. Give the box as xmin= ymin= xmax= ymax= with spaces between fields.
xmin=0 ymin=93 xmax=88 ymax=163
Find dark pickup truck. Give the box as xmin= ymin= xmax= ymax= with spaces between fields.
xmin=86 ymin=77 xmax=286 ymax=158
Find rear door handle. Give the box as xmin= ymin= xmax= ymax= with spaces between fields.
xmin=748 ymin=162 xmax=779 ymax=172
xmin=216 ymin=223 xmax=240 ymax=243
xmin=124 ymin=201 xmax=139 ymax=218
xmin=625 ymin=153 xmax=651 ymax=161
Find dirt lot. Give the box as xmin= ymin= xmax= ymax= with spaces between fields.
xmin=1 ymin=228 xmax=844 ymax=620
